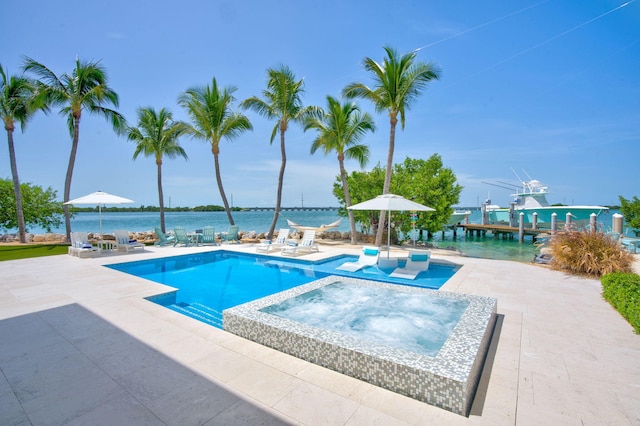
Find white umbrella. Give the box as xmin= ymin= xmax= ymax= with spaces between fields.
xmin=64 ymin=191 xmax=134 ymax=236
xmin=348 ymin=193 xmax=435 ymax=258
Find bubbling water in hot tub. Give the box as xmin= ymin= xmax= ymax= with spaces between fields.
xmin=260 ymin=281 xmax=470 ymax=357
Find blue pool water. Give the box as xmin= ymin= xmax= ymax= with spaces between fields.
xmin=106 ymin=251 xmax=459 ymax=328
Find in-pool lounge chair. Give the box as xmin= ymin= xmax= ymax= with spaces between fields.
xmin=281 ymin=230 xmax=318 ymax=256
xmin=389 ymin=250 xmax=431 ymax=280
xmin=200 ymin=226 xmax=217 ymax=245
xmin=154 ymin=227 xmax=175 ymax=247
xmin=336 ymin=246 xmax=380 ymax=272
xmin=220 ymin=225 xmax=240 ymax=244
xmin=114 ymin=230 xmax=145 ymax=253
xmin=69 ymin=232 xmax=99 ymax=258
xmin=256 ymin=228 xmax=289 ymax=253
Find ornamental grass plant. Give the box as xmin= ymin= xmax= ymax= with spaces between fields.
xmin=548 ymin=230 xmax=634 ymax=277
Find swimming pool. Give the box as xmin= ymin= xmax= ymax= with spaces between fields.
xmin=106 ymin=251 xmax=460 ymax=328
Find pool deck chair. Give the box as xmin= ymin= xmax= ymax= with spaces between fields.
xmin=173 ymin=226 xmax=192 ymax=247
xmin=620 ymin=237 xmax=640 ymax=253
xmin=220 ymin=225 xmax=240 ymax=244
xmin=281 ymin=230 xmax=319 ymax=256
xmin=200 ymin=226 xmax=218 ymax=246
xmin=69 ymin=232 xmax=100 ymax=258
xmin=390 ymin=250 xmax=431 ymax=280
xmin=256 ymin=228 xmax=289 ymax=253
xmin=114 ymin=230 xmax=145 ymax=253
xmin=336 ymin=246 xmax=380 ymax=272
xmin=154 ymin=227 xmax=175 ymax=247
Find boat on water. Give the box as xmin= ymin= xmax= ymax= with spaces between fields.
xmin=485 ymin=178 xmax=608 ymax=228
xmin=447 ymin=210 xmax=471 ymax=226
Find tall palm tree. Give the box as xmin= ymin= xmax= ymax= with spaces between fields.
xmin=343 ymin=46 xmax=440 ymax=245
xmin=178 ymin=78 xmax=252 ymax=226
xmin=22 ymin=57 xmax=125 ymax=242
xmin=305 ymin=95 xmax=375 ymax=244
xmin=0 ymin=64 xmax=36 ymax=243
xmin=126 ymin=107 xmax=189 ymax=233
xmin=241 ymin=65 xmax=319 ymax=239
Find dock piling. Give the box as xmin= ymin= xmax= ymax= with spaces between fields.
xmin=519 ymin=213 xmax=525 ymax=243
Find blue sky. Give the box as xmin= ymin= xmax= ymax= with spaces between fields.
xmin=2 ymin=0 xmax=639 ymax=208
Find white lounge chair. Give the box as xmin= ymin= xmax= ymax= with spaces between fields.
xmin=256 ymin=228 xmax=289 ymax=253
xmin=389 ymin=250 xmax=431 ymax=280
xmin=336 ymin=246 xmax=380 ymax=272
xmin=281 ymin=230 xmax=319 ymax=256
xmin=69 ymin=232 xmax=99 ymax=258
xmin=114 ymin=230 xmax=145 ymax=253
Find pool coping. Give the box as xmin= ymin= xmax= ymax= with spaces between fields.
xmin=224 ymin=275 xmax=498 ymax=416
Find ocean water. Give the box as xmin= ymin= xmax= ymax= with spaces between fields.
xmin=425 ymin=209 xmax=620 ymax=263
xmin=14 ymin=208 xmax=621 ymax=263
xmin=21 ymin=210 xmax=349 ymax=236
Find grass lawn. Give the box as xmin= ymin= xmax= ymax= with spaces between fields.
xmin=0 ymin=244 xmax=69 ymax=261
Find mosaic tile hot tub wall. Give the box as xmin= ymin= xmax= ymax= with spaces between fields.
xmin=224 ymin=276 xmax=497 ymax=416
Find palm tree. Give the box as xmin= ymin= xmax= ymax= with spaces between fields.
xmin=343 ymin=46 xmax=440 ymax=245
xmin=305 ymin=95 xmax=375 ymax=244
xmin=22 ymin=57 xmax=125 ymax=242
xmin=241 ymin=65 xmax=320 ymax=239
xmin=0 ymin=64 xmax=36 ymax=243
xmin=178 ymin=78 xmax=252 ymax=226
xmin=126 ymin=107 xmax=189 ymax=233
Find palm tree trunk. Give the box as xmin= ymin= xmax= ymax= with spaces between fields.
xmin=375 ymin=115 xmax=398 ymax=246
xmin=6 ymin=126 xmax=27 ymax=243
xmin=63 ymin=116 xmax=81 ymax=242
xmin=157 ymin=160 xmax=165 ymax=233
xmin=268 ymin=126 xmax=287 ymax=240
xmin=213 ymin=151 xmax=234 ymax=225
xmin=339 ymin=159 xmax=358 ymax=244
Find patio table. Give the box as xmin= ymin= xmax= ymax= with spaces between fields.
xmin=187 ymin=232 xmax=202 ymax=246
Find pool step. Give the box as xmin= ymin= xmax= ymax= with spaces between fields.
xmin=169 ymin=302 xmax=223 ymax=328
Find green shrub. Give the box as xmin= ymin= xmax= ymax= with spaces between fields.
xmin=602 ymin=272 xmax=640 ymax=333
xmin=548 ymin=230 xmax=633 ymax=277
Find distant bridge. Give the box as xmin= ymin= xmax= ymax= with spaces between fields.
xmin=244 ymin=206 xmax=339 ymax=212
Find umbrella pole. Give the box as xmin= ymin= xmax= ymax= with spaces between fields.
xmin=99 ymin=205 xmax=103 ymax=238
xmin=387 ymin=210 xmax=391 ymax=259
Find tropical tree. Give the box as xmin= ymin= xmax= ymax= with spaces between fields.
xmin=241 ymin=65 xmax=320 ymax=239
xmin=343 ymin=46 xmax=440 ymax=245
xmin=332 ymin=166 xmax=385 ymax=237
xmin=0 ymin=64 xmax=36 ymax=243
xmin=333 ymin=155 xmax=461 ymax=241
xmin=619 ymin=195 xmax=640 ymax=236
xmin=178 ymin=78 xmax=252 ymax=225
xmin=22 ymin=57 xmax=125 ymax=242
xmin=0 ymin=178 xmax=64 ymax=233
xmin=392 ymin=155 xmax=462 ymax=237
xmin=304 ymin=95 xmax=375 ymax=244
xmin=126 ymin=107 xmax=189 ymax=233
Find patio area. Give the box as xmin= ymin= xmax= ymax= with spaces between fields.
xmin=1 ymin=243 xmax=639 ymax=425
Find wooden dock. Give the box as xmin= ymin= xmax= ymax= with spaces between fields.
xmin=459 ymin=223 xmax=550 ymax=241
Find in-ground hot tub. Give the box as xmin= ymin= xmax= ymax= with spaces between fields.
xmin=224 ymin=276 xmax=497 ymax=416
